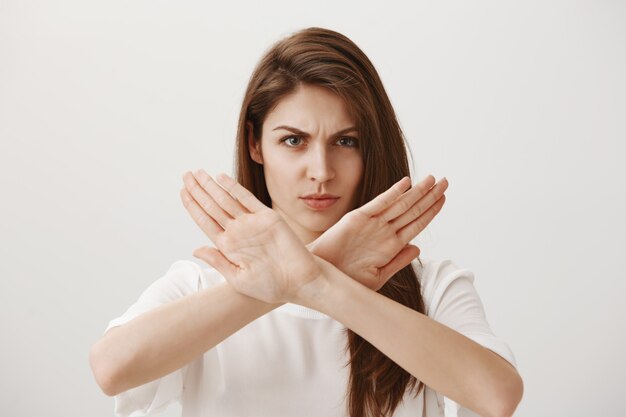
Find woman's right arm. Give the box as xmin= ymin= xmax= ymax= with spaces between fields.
xmin=89 ymin=281 xmax=282 ymax=397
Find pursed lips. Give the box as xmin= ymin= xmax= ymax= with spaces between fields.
xmin=299 ymin=195 xmax=340 ymax=209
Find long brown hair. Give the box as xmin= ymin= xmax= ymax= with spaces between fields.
xmin=234 ymin=27 xmax=426 ymax=417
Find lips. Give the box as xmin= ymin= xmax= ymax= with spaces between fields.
xmin=300 ymin=196 xmax=340 ymax=210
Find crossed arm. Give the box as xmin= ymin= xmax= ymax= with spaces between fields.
xmin=89 ymin=170 xmax=522 ymax=417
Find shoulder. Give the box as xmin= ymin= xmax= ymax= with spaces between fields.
xmin=127 ymin=259 xmax=226 ymax=302
xmin=159 ymin=259 xmax=226 ymax=293
xmin=412 ymin=257 xmax=518 ymax=369
xmin=411 ymin=257 xmax=475 ymax=318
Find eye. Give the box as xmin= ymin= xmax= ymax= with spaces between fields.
xmin=337 ymin=136 xmax=359 ymax=148
xmin=280 ymin=135 xmax=304 ymax=147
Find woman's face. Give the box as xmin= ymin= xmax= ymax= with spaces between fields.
xmin=248 ymin=83 xmax=364 ymax=244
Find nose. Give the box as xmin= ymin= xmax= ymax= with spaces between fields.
xmin=306 ymin=143 xmax=335 ymax=184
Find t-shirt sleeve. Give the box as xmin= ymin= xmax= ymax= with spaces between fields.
xmin=103 ymin=260 xmax=205 ymax=417
xmin=421 ymin=259 xmax=517 ymax=417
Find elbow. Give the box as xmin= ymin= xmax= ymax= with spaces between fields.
xmin=489 ymin=371 xmax=524 ymax=417
xmin=89 ymin=341 xmax=121 ymax=397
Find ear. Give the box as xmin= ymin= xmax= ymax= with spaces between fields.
xmin=247 ymin=121 xmax=263 ymax=164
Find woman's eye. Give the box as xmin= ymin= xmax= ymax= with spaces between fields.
xmin=282 ymin=136 xmax=303 ymax=147
xmin=337 ymin=137 xmax=358 ymax=148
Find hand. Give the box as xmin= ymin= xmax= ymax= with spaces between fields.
xmin=308 ymin=175 xmax=448 ymax=291
xmin=180 ymin=170 xmax=326 ymax=305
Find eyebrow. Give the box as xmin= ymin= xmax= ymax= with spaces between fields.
xmin=272 ymin=125 xmax=358 ymax=137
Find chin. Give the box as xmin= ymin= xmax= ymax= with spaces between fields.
xmin=300 ymin=213 xmax=342 ymax=232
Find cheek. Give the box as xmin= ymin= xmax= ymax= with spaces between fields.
xmin=264 ymin=152 xmax=302 ymax=183
xmin=262 ymin=157 xmax=298 ymax=200
xmin=342 ymin=156 xmax=364 ymax=186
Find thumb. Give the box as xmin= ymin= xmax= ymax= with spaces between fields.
xmin=378 ymin=244 xmax=421 ymax=285
xmin=193 ymin=246 xmax=237 ymax=278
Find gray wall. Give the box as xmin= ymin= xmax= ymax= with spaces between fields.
xmin=1 ymin=1 xmax=624 ymax=416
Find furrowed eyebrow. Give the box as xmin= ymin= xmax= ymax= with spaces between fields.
xmin=272 ymin=125 xmax=358 ymax=137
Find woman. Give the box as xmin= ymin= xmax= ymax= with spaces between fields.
xmin=90 ymin=27 xmax=523 ymax=417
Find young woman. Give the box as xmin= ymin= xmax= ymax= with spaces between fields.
xmin=90 ymin=27 xmax=523 ymax=417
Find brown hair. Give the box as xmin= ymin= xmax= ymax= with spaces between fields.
xmin=234 ymin=27 xmax=425 ymax=417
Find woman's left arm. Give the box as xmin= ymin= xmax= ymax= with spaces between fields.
xmin=298 ymin=257 xmax=523 ymax=417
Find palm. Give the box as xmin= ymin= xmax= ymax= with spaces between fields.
xmin=181 ymin=171 xmax=322 ymax=304
xmin=310 ymin=175 xmax=448 ymax=291
xmin=313 ymin=210 xmax=404 ymax=289
xmin=215 ymin=210 xmax=302 ymax=302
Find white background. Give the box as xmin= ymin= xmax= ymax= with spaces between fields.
xmin=1 ymin=1 xmax=624 ymax=416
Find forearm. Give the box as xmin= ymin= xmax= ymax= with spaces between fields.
xmin=299 ymin=264 xmax=522 ymax=417
xmin=90 ymin=281 xmax=282 ymax=396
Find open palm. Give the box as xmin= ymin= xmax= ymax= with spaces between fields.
xmin=309 ymin=175 xmax=448 ymax=290
xmin=180 ymin=171 xmax=323 ymax=304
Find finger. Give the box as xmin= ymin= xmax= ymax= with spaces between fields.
xmin=379 ymin=175 xmax=439 ymax=224
xmin=378 ymin=245 xmax=421 ymax=287
xmin=194 ymin=169 xmax=248 ymax=219
xmin=389 ymin=177 xmax=448 ymax=230
xmin=180 ymin=187 xmax=223 ymax=241
xmin=357 ymin=176 xmax=411 ymax=217
xmin=396 ymin=194 xmax=446 ymax=243
xmin=183 ymin=171 xmax=233 ymax=228
xmin=215 ymin=172 xmax=267 ymax=213
xmin=193 ymin=246 xmax=238 ymax=277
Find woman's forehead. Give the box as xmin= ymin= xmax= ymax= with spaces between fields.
xmin=263 ymin=85 xmax=356 ymax=132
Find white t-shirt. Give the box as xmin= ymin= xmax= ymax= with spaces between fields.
xmin=104 ymin=258 xmax=517 ymax=417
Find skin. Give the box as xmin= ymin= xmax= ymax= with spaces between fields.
xmin=187 ymin=83 xmax=450 ymax=289
xmin=249 ymin=83 xmax=366 ymax=243
xmin=179 ymin=84 xmax=523 ymax=416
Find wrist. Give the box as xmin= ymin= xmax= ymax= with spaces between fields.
xmin=290 ymin=270 xmax=331 ymax=308
xmin=292 ymin=256 xmax=353 ymax=312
